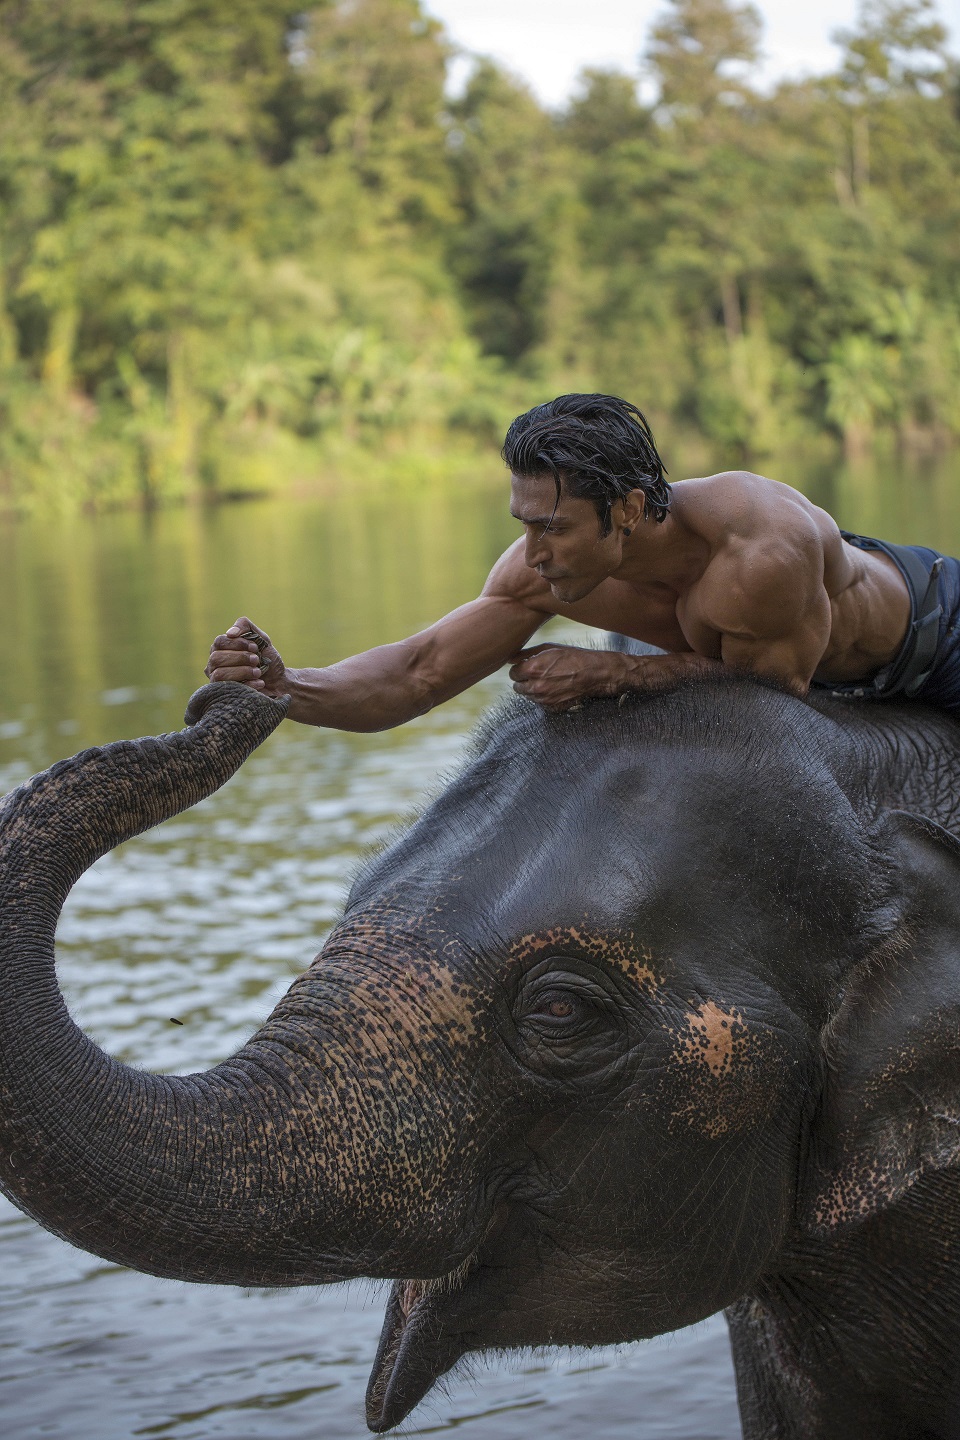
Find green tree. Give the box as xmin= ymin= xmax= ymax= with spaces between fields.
xmin=445 ymin=61 xmax=560 ymax=363
xmin=561 ymin=70 xmax=651 ymax=153
xmin=645 ymin=0 xmax=762 ymax=117
xmin=0 ymin=0 xmax=958 ymax=512
xmin=835 ymin=0 xmax=950 ymax=95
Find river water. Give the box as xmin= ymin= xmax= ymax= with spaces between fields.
xmin=1 ymin=453 xmax=959 ymax=1440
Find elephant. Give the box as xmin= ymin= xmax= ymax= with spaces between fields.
xmin=3 ymin=674 xmax=960 ymax=1439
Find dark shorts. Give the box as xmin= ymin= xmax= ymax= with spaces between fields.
xmin=814 ymin=533 xmax=960 ymax=718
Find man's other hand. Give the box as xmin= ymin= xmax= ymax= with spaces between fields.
xmin=205 ymin=617 xmax=287 ymax=695
xmin=508 ymin=645 xmax=631 ymax=710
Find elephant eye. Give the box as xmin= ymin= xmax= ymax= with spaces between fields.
xmin=545 ymin=997 xmax=574 ymax=1018
xmin=527 ymin=989 xmax=585 ymax=1025
xmin=514 ymin=966 xmax=623 ymax=1069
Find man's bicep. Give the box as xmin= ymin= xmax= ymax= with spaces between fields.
xmin=719 ymin=631 xmax=824 ymax=694
xmin=706 ymin=543 xmax=831 ymax=691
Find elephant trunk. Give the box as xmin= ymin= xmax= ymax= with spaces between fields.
xmin=0 ymin=685 xmax=456 ymax=1286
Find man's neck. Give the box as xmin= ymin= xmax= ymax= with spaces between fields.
xmin=615 ymin=507 xmax=711 ymax=592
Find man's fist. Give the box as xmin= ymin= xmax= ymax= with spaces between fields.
xmin=205 ymin=617 xmax=286 ymax=695
xmin=508 ymin=644 xmax=632 ymax=710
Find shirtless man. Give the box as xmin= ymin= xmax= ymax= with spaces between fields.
xmin=204 ymin=392 xmax=960 ymax=724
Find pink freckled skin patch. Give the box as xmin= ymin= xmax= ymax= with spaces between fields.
xmin=663 ymin=1000 xmax=782 ymax=1139
xmin=680 ymin=1000 xmax=738 ymax=1078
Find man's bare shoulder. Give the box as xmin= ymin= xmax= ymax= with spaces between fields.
xmin=678 ymin=472 xmax=850 ymax=636
xmin=481 ymin=537 xmax=561 ymax=615
xmin=672 ymin=470 xmax=836 ymax=547
xmin=677 ymin=472 xmax=865 ymax=605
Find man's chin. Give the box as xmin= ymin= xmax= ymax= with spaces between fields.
xmin=549 ymin=579 xmax=594 ymax=604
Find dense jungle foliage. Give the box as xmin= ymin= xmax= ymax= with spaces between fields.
xmin=0 ymin=0 xmax=958 ymax=511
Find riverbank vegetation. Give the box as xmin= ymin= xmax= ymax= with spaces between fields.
xmin=0 ymin=0 xmax=957 ymax=511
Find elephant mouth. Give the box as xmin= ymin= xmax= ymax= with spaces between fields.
xmin=364 ymin=1259 xmax=476 ymax=1432
xmin=365 ymin=1208 xmax=510 ymax=1432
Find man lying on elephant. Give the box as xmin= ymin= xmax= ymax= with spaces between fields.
xmin=204 ymin=392 xmax=960 ymax=722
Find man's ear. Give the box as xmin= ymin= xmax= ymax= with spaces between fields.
xmin=802 ymin=811 xmax=960 ymax=1233
xmin=617 ymin=490 xmax=647 ymax=531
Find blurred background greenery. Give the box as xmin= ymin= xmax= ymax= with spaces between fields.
xmin=0 ymin=0 xmax=958 ymax=514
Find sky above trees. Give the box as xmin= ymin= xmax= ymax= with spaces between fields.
xmin=424 ymin=0 xmax=956 ymax=105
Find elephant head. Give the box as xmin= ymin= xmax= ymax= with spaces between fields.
xmin=3 ymin=677 xmax=960 ymax=1437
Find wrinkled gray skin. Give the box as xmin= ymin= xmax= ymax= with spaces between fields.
xmin=3 ymin=676 xmax=960 ymax=1439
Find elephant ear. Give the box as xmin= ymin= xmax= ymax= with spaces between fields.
xmin=803 ymin=810 xmax=960 ymax=1233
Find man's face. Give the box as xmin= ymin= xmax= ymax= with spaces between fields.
xmin=510 ymin=473 xmax=621 ymax=604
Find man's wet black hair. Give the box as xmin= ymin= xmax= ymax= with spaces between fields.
xmin=502 ymin=393 xmax=670 ymax=532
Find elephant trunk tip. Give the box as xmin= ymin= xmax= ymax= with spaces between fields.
xmin=184 ymin=682 xmax=290 ymax=729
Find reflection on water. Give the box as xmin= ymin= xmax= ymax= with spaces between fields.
xmin=2 ymin=1201 xmax=736 ymax=1440
xmin=779 ymin=448 xmax=960 ymax=553
xmin=1 ymin=453 xmax=958 ymax=1439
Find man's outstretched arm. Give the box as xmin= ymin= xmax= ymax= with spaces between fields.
xmin=205 ymin=590 xmax=547 ymax=732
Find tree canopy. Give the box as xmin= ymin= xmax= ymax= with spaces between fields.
xmin=0 ymin=0 xmax=957 ymax=510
